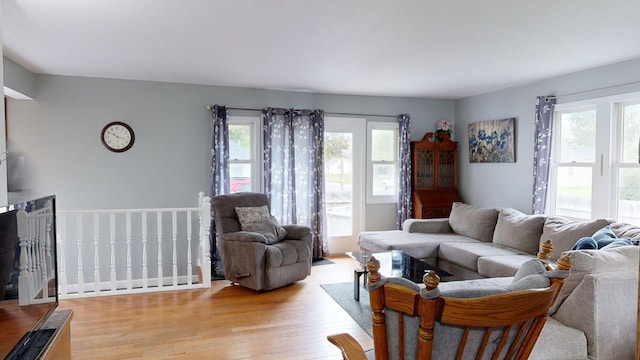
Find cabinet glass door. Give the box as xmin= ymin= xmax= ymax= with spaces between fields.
xmin=415 ymin=148 xmax=434 ymax=188
xmin=438 ymin=149 xmax=456 ymax=188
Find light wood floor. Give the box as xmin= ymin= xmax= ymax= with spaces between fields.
xmin=57 ymin=256 xmax=372 ymax=359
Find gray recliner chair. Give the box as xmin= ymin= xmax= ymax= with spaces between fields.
xmin=211 ymin=192 xmax=313 ymax=291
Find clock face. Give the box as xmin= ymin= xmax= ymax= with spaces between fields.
xmin=101 ymin=122 xmax=135 ymax=152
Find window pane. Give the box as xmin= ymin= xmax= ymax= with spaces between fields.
xmin=618 ymin=168 xmax=640 ymax=225
xmin=554 ymin=166 xmax=592 ymax=219
xmin=559 ymin=110 xmax=596 ymax=163
xmin=324 ymin=132 xmax=353 ymax=236
xmin=229 ymin=124 xmax=251 ymax=160
xmin=230 ymin=163 xmax=252 ymax=193
xmin=621 ymin=103 xmax=640 ymax=163
xmin=372 ymin=164 xmax=396 ymax=196
xmin=371 ymin=129 xmax=396 ymax=161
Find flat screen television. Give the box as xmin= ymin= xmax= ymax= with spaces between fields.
xmin=0 ymin=195 xmax=58 ymax=359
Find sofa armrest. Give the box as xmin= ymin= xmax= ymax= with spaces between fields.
xmin=402 ymin=218 xmax=452 ymax=234
xmin=553 ymin=271 xmax=637 ymax=360
xmin=221 ymin=231 xmax=269 ymax=243
xmin=282 ymin=225 xmax=313 ymax=254
xmin=283 ymin=224 xmax=311 ymax=239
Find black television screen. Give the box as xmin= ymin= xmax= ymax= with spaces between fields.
xmin=0 ymin=195 xmax=58 ymax=359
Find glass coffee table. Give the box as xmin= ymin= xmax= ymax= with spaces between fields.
xmin=346 ymin=250 xmax=453 ymax=301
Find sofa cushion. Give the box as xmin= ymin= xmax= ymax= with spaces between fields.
xmin=422 ymin=259 xmax=558 ymax=299
xmin=434 ymin=276 xmax=513 ymax=294
xmin=610 ymin=222 xmax=640 ymax=241
xmin=530 ymin=317 xmax=588 ymax=360
xmin=438 ymin=242 xmax=526 ymax=272
xmin=492 ymin=209 xmax=545 ymax=255
xmin=212 ymin=193 xmax=271 ymax=234
xmin=540 ymin=217 xmax=612 ymax=260
xmin=550 ymin=245 xmax=639 ymax=314
xmin=358 ymin=231 xmax=478 ymax=259
xmin=357 ymin=230 xmax=401 ymax=252
xmin=448 ymin=202 xmax=499 ymax=242
xmin=264 ymin=239 xmax=311 ymax=268
xmin=478 ymin=254 xmax=539 ymax=278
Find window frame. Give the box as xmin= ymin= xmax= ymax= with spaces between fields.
xmin=549 ymin=91 xmax=640 ymax=222
xmin=228 ymin=116 xmax=262 ymax=193
xmin=366 ymin=121 xmax=399 ymax=204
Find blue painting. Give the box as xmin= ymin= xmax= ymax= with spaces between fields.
xmin=468 ymin=118 xmax=515 ymax=163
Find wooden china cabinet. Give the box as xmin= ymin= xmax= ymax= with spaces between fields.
xmin=411 ymin=132 xmax=463 ymax=218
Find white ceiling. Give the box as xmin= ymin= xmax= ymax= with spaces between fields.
xmin=3 ymin=0 xmax=640 ymax=99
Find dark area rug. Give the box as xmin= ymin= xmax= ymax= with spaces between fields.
xmin=321 ymin=282 xmax=372 ymax=337
xmin=312 ymin=258 xmax=335 ymax=266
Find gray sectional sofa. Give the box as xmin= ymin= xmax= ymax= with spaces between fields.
xmin=357 ymin=202 xmax=640 ymax=360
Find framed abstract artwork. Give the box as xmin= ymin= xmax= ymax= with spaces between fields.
xmin=468 ymin=118 xmax=516 ymax=163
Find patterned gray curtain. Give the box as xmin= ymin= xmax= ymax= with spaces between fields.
xmin=210 ymin=105 xmax=229 ymax=273
xmin=262 ymin=108 xmax=327 ymax=258
xmin=532 ymin=96 xmax=556 ymax=214
xmin=397 ymin=114 xmax=412 ymax=228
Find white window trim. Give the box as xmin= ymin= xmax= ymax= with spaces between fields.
xmin=366 ymin=121 xmax=399 ymax=204
xmin=550 ymin=91 xmax=640 ymax=220
xmin=228 ymin=116 xmax=262 ymax=193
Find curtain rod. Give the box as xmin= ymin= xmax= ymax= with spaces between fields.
xmin=545 ymin=80 xmax=640 ymax=100
xmin=205 ymin=105 xmax=400 ymax=118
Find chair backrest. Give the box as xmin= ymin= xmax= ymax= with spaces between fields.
xmin=211 ymin=192 xmax=269 ymax=235
xmin=365 ymin=255 xmax=569 ymax=360
xmin=423 ymin=278 xmax=564 ymax=360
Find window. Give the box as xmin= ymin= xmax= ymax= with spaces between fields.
xmin=228 ymin=116 xmax=261 ymax=193
xmin=550 ymin=92 xmax=640 ymax=225
xmin=616 ymin=101 xmax=640 ymax=224
xmin=550 ymin=107 xmax=596 ymax=219
xmin=367 ymin=122 xmax=399 ymax=203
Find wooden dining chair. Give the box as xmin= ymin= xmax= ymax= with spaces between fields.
xmin=328 ymin=254 xmax=570 ymax=360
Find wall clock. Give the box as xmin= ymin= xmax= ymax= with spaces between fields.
xmin=101 ymin=121 xmax=135 ymax=152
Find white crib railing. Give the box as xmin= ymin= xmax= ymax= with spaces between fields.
xmin=57 ymin=192 xmax=211 ymax=299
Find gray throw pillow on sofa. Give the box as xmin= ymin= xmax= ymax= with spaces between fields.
xmin=540 ymin=217 xmax=612 ymax=260
xmin=235 ymin=205 xmax=271 ymax=228
xmin=241 ymin=216 xmax=288 ymax=244
xmin=493 ymin=208 xmax=545 ymax=255
xmin=235 ymin=206 xmax=287 ymax=244
xmin=448 ymin=202 xmax=498 ymax=242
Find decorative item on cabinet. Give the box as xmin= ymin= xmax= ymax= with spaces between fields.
xmin=411 ymin=132 xmax=463 ymax=219
xmin=436 ymin=119 xmax=454 ymax=141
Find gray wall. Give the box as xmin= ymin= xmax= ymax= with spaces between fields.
xmin=455 ymin=57 xmax=640 ymax=213
xmin=9 ymin=56 xmax=640 ymax=224
xmin=4 ymin=57 xmax=36 ymax=99
xmin=4 ymin=69 xmax=454 ymax=232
